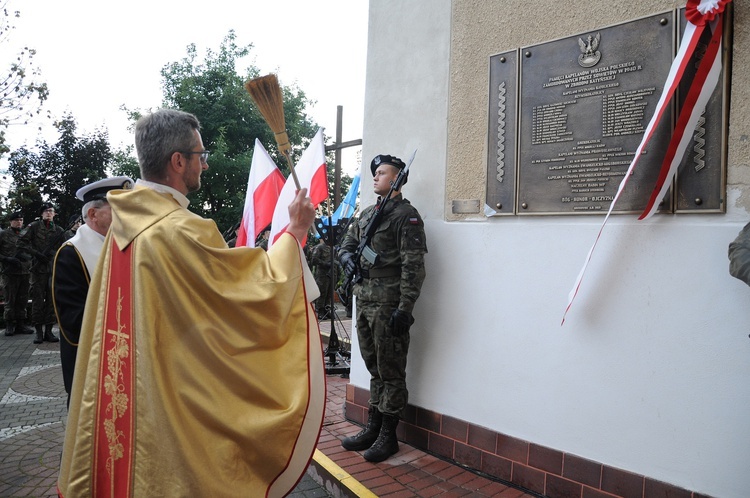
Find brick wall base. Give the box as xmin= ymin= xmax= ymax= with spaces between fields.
xmin=345 ymin=385 xmax=712 ymax=498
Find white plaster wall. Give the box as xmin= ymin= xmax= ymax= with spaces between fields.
xmin=353 ymin=1 xmax=750 ymax=496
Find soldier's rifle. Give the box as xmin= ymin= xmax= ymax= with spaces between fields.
xmin=348 ymin=149 xmax=417 ymax=286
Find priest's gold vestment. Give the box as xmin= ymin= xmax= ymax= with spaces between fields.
xmin=58 ymin=186 xmax=325 ymax=498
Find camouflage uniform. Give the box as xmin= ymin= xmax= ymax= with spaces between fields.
xmin=0 ymin=227 xmax=32 ymax=329
xmin=729 ymin=221 xmax=750 ymax=286
xmin=310 ymin=241 xmax=334 ymax=315
xmin=339 ymin=193 xmax=427 ymax=417
xmin=19 ymin=220 xmax=64 ymax=326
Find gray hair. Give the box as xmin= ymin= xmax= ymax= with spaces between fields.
xmin=135 ymin=109 xmax=201 ymax=180
xmin=82 ymin=199 xmax=108 ymax=221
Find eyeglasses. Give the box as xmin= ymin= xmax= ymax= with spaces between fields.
xmin=179 ymin=150 xmax=210 ymax=164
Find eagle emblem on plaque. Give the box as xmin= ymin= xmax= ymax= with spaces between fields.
xmin=578 ymin=32 xmax=601 ymax=67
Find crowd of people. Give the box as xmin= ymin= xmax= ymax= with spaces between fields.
xmin=0 ymin=204 xmax=67 ymax=342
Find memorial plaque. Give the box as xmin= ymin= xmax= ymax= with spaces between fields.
xmin=485 ymin=50 xmax=518 ymax=215
xmin=674 ymin=6 xmax=731 ymax=213
xmin=516 ymin=12 xmax=676 ymax=215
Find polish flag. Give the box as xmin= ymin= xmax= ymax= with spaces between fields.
xmin=235 ymin=139 xmax=286 ymax=247
xmin=268 ymin=128 xmax=329 ymax=248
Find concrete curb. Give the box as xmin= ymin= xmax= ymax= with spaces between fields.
xmin=308 ymin=449 xmax=376 ymax=498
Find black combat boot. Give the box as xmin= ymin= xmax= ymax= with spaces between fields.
xmin=4 ymin=322 xmax=15 ymax=336
xmin=43 ymin=324 xmax=59 ymax=343
xmin=17 ymin=321 xmax=34 ymax=334
xmin=342 ymin=406 xmax=383 ymax=451
xmin=363 ymin=414 xmax=399 ymax=463
xmin=33 ymin=325 xmax=44 ymax=344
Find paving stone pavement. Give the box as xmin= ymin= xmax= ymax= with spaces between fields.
xmin=0 ymin=327 xmax=332 ymax=498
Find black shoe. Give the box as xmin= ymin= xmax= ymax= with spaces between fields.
xmin=342 ymin=407 xmax=382 ymax=451
xmin=33 ymin=325 xmax=43 ymax=344
xmin=43 ymin=324 xmax=59 ymax=343
xmin=363 ymin=414 xmax=400 ymax=462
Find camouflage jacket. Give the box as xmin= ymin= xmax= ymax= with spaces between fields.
xmin=19 ymin=220 xmax=65 ymax=273
xmin=729 ymin=221 xmax=750 ymax=286
xmin=0 ymin=228 xmax=31 ymax=275
xmin=339 ymin=194 xmax=427 ymax=312
xmin=310 ymin=243 xmax=333 ymax=271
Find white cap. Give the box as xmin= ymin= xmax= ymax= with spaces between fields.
xmin=76 ymin=176 xmax=134 ymax=202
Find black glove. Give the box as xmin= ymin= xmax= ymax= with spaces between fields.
xmin=339 ymin=251 xmax=356 ymax=278
xmin=389 ymin=309 xmax=414 ymax=336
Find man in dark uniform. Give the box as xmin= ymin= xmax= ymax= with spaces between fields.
xmin=338 ymin=153 xmax=427 ymax=462
xmin=19 ymin=202 xmax=64 ymax=343
xmin=52 ymin=176 xmax=133 ymax=407
xmin=310 ymin=237 xmax=334 ymax=318
xmin=0 ymin=211 xmax=33 ymax=336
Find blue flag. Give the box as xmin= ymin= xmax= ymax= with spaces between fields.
xmin=320 ymin=173 xmax=360 ymax=228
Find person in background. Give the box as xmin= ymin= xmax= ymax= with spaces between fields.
xmin=63 ymin=214 xmax=82 ymax=242
xmin=310 ymin=237 xmax=333 ymax=319
xmin=0 ymin=211 xmax=33 ymax=336
xmin=256 ymin=225 xmax=271 ymax=250
xmin=338 ymin=154 xmax=428 ymax=462
xmin=19 ymin=202 xmax=63 ymax=344
xmin=58 ymin=109 xmax=324 ymax=497
xmin=52 ymin=176 xmax=133 ymax=408
xmin=729 ymin=221 xmax=750 ymax=286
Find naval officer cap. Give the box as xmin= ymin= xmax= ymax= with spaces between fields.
xmin=370 ymin=154 xmax=407 ymax=185
xmin=76 ymin=176 xmax=134 ymax=203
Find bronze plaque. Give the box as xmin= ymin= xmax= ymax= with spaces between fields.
xmin=674 ymin=6 xmax=731 ymax=213
xmin=516 ymin=12 xmax=676 ymax=215
xmin=485 ymin=50 xmax=518 ymax=215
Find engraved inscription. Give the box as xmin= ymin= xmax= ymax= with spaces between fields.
xmin=517 ymin=12 xmax=675 ymax=214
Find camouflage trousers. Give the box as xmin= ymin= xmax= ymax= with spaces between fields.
xmin=355 ymin=300 xmax=410 ymax=417
xmin=313 ymin=270 xmax=332 ymax=313
xmin=30 ymin=272 xmax=55 ymax=325
xmin=3 ymin=273 xmax=30 ymax=322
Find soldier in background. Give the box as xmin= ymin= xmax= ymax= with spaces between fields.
xmin=19 ymin=202 xmax=63 ymax=343
xmin=310 ymin=237 xmax=333 ymax=319
xmin=0 ymin=211 xmax=33 ymax=336
xmin=63 ymin=214 xmax=82 ymax=242
xmin=338 ymin=154 xmax=427 ymax=462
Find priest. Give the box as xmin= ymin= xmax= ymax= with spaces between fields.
xmin=58 ymin=109 xmax=325 ymax=498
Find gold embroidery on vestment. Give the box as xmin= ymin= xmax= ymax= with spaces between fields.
xmin=103 ymin=287 xmax=130 ymax=492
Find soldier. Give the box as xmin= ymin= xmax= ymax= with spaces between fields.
xmin=0 ymin=211 xmax=33 ymax=336
xmin=729 ymin=221 xmax=750 ymax=286
xmin=310 ymin=237 xmax=333 ymax=318
xmin=19 ymin=202 xmax=64 ymax=343
xmin=338 ymin=153 xmax=427 ymax=462
xmin=62 ymin=214 xmax=82 ymax=242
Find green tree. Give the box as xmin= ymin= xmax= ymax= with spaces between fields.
xmin=6 ymin=114 xmax=113 ymax=226
xmin=0 ymin=1 xmax=50 ymax=157
xmin=159 ymin=30 xmax=351 ymax=234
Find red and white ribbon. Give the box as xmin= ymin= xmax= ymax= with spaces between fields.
xmin=562 ymin=0 xmax=730 ymax=324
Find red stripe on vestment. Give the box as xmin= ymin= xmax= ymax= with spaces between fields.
xmin=92 ymin=240 xmax=135 ymax=497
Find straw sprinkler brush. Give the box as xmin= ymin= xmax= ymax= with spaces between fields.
xmin=244 ymin=73 xmax=301 ymax=189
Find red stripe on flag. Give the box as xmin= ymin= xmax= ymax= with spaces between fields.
xmin=638 ymin=16 xmax=724 ymax=219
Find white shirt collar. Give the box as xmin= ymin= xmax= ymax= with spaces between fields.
xmin=136 ymin=178 xmax=190 ymax=209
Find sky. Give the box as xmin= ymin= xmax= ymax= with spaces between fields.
xmin=3 ymin=0 xmax=368 ymax=178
